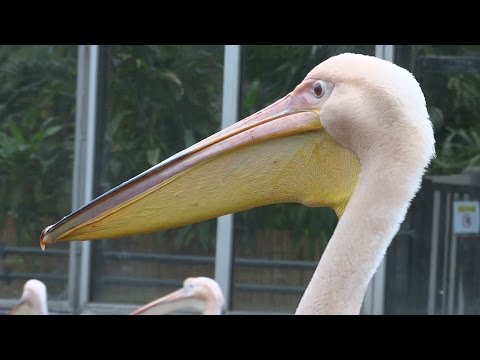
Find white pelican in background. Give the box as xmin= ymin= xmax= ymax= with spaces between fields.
xmin=10 ymin=279 xmax=48 ymax=315
xmin=39 ymin=53 xmax=435 ymax=314
xmin=131 ymin=277 xmax=225 ymax=315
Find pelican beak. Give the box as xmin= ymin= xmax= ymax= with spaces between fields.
xmin=131 ymin=288 xmax=197 ymax=315
xmin=10 ymin=300 xmax=32 ymax=315
xmin=40 ymin=80 xmax=360 ymax=248
xmin=10 ymin=301 xmax=24 ymax=315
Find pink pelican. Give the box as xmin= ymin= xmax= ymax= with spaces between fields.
xmin=10 ymin=279 xmax=48 ymax=315
xmin=39 ymin=53 xmax=435 ymax=314
xmin=131 ymin=277 xmax=224 ymax=315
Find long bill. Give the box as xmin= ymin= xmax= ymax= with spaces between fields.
xmin=40 ymin=87 xmax=360 ymax=249
xmin=131 ymin=288 xmax=199 ymax=315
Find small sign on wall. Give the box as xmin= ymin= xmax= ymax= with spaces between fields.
xmin=453 ymin=200 xmax=480 ymax=234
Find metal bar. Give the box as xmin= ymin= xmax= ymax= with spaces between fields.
xmin=68 ymin=45 xmax=99 ymax=314
xmin=69 ymin=45 xmax=88 ymax=312
xmin=0 ymin=272 xmax=68 ymax=282
xmin=441 ymin=192 xmax=452 ymax=314
xmin=103 ymin=251 xmax=214 ymax=264
xmin=420 ymin=179 xmax=434 ymax=314
xmin=236 ymin=258 xmax=317 ymax=269
xmin=427 ymin=191 xmax=441 ymax=314
xmin=78 ymin=303 xmax=289 ymax=315
xmin=79 ymin=302 xmax=140 ymax=315
xmin=458 ymin=268 xmax=465 ymax=315
xmin=99 ymin=276 xmax=305 ymax=295
xmin=364 ymin=44 xmax=396 ymax=315
xmin=375 ymin=44 xmax=395 ymax=62
xmin=372 ymin=259 xmax=387 ymax=314
xmin=456 ymin=193 xmax=468 ymax=315
xmin=431 ymin=183 xmax=480 ymax=195
xmin=436 ymin=192 xmax=451 ymax=315
xmin=447 ymin=193 xmax=459 ymax=314
xmin=3 ymin=270 xmax=319 ymax=313
xmin=215 ymin=45 xmax=241 ymax=309
xmin=226 ymin=310 xmax=291 ymax=315
xmin=79 ymin=45 xmax=99 ymax=308
xmin=1 ymin=247 xmax=69 ymax=257
xmin=101 ymin=276 xmax=183 ymax=288
xmin=416 ymin=56 xmax=480 ymax=73
xmin=435 ymin=189 xmax=448 ymax=313
xmin=362 ymin=281 xmax=374 ymax=314
xmin=233 ymin=283 xmax=306 ymax=295
xmin=102 ymin=250 xmax=318 ymax=269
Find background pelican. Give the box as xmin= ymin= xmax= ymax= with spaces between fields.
xmin=10 ymin=279 xmax=48 ymax=315
xmin=39 ymin=53 xmax=435 ymax=314
xmin=131 ymin=277 xmax=224 ymax=315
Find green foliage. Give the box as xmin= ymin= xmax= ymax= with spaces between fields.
xmin=97 ymin=45 xmax=370 ymax=256
xmin=95 ymin=45 xmax=224 ymax=252
xmin=432 ymin=71 xmax=480 ymax=173
xmin=433 ymin=128 xmax=480 ymax=173
xmin=3 ymin=44 xmax=480 ymax=256
xmin=0 ymin=46 xmax=76 ymax=244
xmin=409 ymin=45 xmax=480 ymax=175
xmin=100 ymin=45 xmax=223 ymax=184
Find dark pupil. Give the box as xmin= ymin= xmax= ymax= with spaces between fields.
xmin=314 ymin=82 xmax=323 ymax=96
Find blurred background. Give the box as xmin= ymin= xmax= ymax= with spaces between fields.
xmin=1 ymin=45 xmax=480 ymax=314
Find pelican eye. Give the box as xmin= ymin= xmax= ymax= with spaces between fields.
xmin=313 ymin=81 xmax=325 ymax=98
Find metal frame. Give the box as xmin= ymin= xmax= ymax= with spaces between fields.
xmin=214 ymin=45 xmax=241 ymax=309
xmin=68 ymin=45 xmax=99 ymax=313
xmin=362 ymin=45 xmax=396 ymax=315
xmin=64 ymin=45 xmax=242 ymax=315
xmin=427 ymin=191 xmax=442 ymax=314
xmin=426 ymin=183 xmax=480 ymax=315
xmin=447 ymin=193 xmax=459 ymax=315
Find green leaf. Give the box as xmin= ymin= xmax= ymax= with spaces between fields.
xmin=30 ymin=129 xmax=46 ymax=147
xmin=243 ymin=80 xmax=260 ymax=114
xmin=146 ymin=148 xmax=160 ymax=166
xmin=9 ymin=122 xmax=26 ymax=144
xmin=41 ymin=116 xmax=56 ymax=128
xmin=43 ymin=125 xmax=63 ymax=138
xmin=184 ymin=129 xmax=195 ymax=148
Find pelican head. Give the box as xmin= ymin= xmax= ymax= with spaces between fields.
xmin=39 ymin=53 xmax=434 ymax=314
xmin=11 ymin=279 xmax=48 ymax=315
xmin=131 ymin=277 xmax=225 ymax=315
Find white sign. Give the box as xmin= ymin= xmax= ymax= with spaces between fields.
xmin=453 ymin=200 xmax=480 ymax=234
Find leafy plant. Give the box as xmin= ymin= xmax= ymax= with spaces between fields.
xmin=433 ymin=128 xmax=480 ymax=173
xmin=0 ymin=45 xmax=76 ymax=244
xmin=94 ymin=45 xmax=224 ymax=252
xmin=404 ymin=45 xmax=480 ymax=175
xmin=3 ymin=44 xmax=480 ymax=258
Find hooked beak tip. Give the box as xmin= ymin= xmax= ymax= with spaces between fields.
xmin=39 ymin=226 xmax=52 ymax=251
xmin=39 ymin=237 xmax=46 ymax=251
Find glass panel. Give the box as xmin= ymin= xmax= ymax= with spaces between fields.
xmin=386 ymin=45 xmax=480 ymax=314
xmin=232 ymin=45 xmax=375 ymax=313
xmin=91 ymin=45 xmax=224 ymax=304
xmin=0 ymin=45 xmax=76 ymax=301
